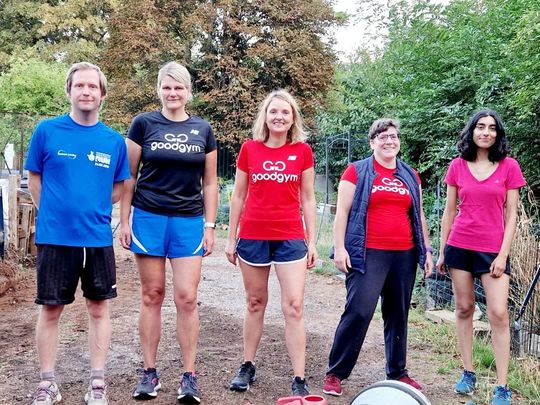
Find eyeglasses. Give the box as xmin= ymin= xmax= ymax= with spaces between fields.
xmin=374 ymin=133 xmax=400 ymax=141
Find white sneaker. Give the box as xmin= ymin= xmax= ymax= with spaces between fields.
xmin=31 ymin=381 xmax=62 ymax=405
xmin=84 ymin=382 xmax=108 ymax=405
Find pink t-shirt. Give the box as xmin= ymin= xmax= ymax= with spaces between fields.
xmin=237 ymin=140 xmax=314 ymax=240
xmin=445 ymin=157 xmax=526 ymax=253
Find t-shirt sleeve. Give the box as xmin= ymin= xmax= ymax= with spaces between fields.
xmin=302 ymin=143 xmax=314 ymax=170
xmin=114 ymin=139 xmax=131 ymax=182
xmin=506 ymin=158 xmax=526 ymax=189
xmin=444 ymin=158 xmax=458 ymax=186
xmin=237 ymin=142 xmax=249 ymax=173
xmin=205 ymin=123 xmax=217 ymax=153
xmin=127 ymin=114 xmax=145 ymax=146
xmin=340 ymin=164 xmax=357 ymax=185
xmin=414 ymin=169 xmax=421 ymax=185
xmin=24 ymin=122 xmax=46 ymax=173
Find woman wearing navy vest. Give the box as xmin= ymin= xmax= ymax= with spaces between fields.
xmin=322 ymin=118 xmax=434 ymax=397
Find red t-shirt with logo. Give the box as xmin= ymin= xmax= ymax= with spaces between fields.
xmin=237 ymin=140 xmax=314 ymax=240
xmin=341 ymin=159 xmax=421 ymax=250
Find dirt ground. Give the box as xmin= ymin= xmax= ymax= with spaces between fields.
xmin=0 ymin=237 xmax=466 ymax=405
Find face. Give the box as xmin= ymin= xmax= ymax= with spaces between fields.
xmin=370 ymin=126 xmax=400 ymax=161
xmin=68 ymin=69 xmax=104 ymax=114
xmin=473 ymin=115 xmax=497 ymax=149
xmin=265 ymin=98 xmax=294 ymax=136
xmin=159 ymin=75 xmax=190 ymax=112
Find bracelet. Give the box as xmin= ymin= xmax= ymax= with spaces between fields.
xmin=204 ymin=222 xmax=216 ymax=229
xmin=425 ymin=246 xmax=434 ymax=254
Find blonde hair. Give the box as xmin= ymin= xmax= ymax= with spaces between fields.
xmin=65 ymin=62 xmax=107 ymax=97
xmin=157 ymin=61 xmax=193 ymax=102
xmin=252 ymin=90 xmax=307 ymax=143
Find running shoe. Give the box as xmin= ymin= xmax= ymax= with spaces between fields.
xmin=133 ymin=368 xmax=161 ymax=399
xmin=229 ymin=361 xmax=256 ymax=392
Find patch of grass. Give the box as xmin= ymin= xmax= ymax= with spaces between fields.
xmin=408 ymin=307 xmax=540 ymax=404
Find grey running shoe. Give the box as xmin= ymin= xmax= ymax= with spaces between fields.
xmin=177 ymin=372 xmax=200 ymax=404
xmin=31 ymin=381 xmax=62 ymax=405
xmin=133 ymin=368 xmax=161 ymax=399
xmin=84 ymin=382 xmax=108 ymax=405
xmin=229 ymin=361 xmax=256 ymax=392
xmin=291 ymin=376 xmax=309 ymax=396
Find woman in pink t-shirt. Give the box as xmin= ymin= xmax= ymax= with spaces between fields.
xmin=436 ymin=109 xmax=526 ymax=405
xmin=225 ymin=90 xmax=317 ymax=396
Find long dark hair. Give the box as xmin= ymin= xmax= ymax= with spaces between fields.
xmin=457 ymin=109 xmax=509 ymax=162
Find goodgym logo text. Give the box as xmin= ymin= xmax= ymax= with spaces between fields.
xmin=252 ymin=160 xmax=298 ymax=183
xmin=151 ymin=133 xmax=203 ymax=153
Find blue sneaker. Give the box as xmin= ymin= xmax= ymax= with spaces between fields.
xmin=133 ymin=368 xmax=161 ymax=399
xmin=177 ymin=372 xmax=200 ymax=404
xmin=454 ymin=370 xmax=476 ymax=395
xmin=491 ymin=385 xmax=512 ymax=405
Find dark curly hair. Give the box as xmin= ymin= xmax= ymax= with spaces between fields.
xmin=457 ymin=109 xmax=509 ymax=162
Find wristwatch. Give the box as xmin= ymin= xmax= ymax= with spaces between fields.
xmin=425 ymin=246 xmax=434 ymax=254
xmin=204 ymin=222 xmax=216 ymax=229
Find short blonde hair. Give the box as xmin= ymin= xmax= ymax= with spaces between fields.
xmin=65 ymin=62 xmax=107 ymax=97
xmin=157 ymin=61 xmax=193 ymax=102
xmin=252 ymin=90 xmax=307 ymax=143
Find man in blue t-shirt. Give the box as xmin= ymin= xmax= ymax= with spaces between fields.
xmin=24 ymin=62 xmax=130 ymax=405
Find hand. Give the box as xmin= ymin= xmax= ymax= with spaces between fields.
xmin=333 ymin=247 xmax=351 ymax=274
xmin=306 ymin=242 xmax=318 ymax=269
xmin=424 ymin=251 xmax=434 ymax=279
xmin=118 ymin=222 xmax=131 ymax=249
xmin=435 ymin=254 xmax=447 ymax=275
xmin=490 ymin=254 xmax=507 ymax=278
xmin=202 ymin=228 xmax=215 ymax=257
xmin=224 ymin=238 xmax=237 ymax=265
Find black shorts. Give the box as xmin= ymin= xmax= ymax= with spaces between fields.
xmin=443 ymin=245 xmax=510 ymax=277
xmin=36 ymin=244 xmax=117 ymax=305
xmin=236 ymin=239 xmax=308 ymax=266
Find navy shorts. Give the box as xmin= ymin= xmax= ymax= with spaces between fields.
xmin=130 ymin=207 xmax=204 ymax=258
xmin=36 ymin=244 xmax=117 ymax=305
xmin=444 ymin=244 xmax=510 ymax=277
xmin=236 ymin=239 xmax=308 ymax=266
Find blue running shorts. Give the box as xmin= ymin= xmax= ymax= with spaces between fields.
xmin=130 ymin=207 xmax=204 ymax=258
xmin=236 ymin=239 xmax=308 ymax=266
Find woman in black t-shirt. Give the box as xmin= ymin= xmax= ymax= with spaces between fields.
xmin=119 ymin=61 xmax=218 ymax=404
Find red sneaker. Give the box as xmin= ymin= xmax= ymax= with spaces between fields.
xmin=322 ymin=374 xmax=342 ymax=396
xmin=398 ymin=375 xmax=422 ymax=390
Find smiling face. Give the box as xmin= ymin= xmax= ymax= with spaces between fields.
xmin=370 ymin=126 xmax=400 ymax=163
xmin=473 ymin=115 xmax=497 ymax=150
xmin=158 ymin=75 xmax=191 ymax=114
xmin=67 ymin=69 xmax=104 ymax=114
xmin=265 ymin=98 xmax=294 ymax=137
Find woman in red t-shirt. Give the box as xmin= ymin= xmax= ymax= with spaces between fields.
xmin=323 ymin=118 xmax=433 ymax=398
xmin=225 ymin=90 xmax=317 ymax=396
xmin=436 ymin=110 xmax=525 ymax=404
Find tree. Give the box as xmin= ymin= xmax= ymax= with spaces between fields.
xmin=102 ymin=0 xmax=341 ymax=144
xmin=0 ymin=0 xmax=116 ymax=72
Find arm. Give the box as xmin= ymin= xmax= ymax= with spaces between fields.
xmin=118 ymin=139 xmax=141 ymax=249
xmin=490 ymin=188 xmax=520 ymax=278
xmin=112 ymin=181 xmax=124 ymax=204
xmin=28 ymin=171 xmax=42 ymax=209
xmin=333 ymin=180 xmax=355 ymax=274
xmin=300 ymin=167 xmax=318 ymax=269
xmin=419 ymin=185 xmax=434 ymax=278
xmin=436 ymin=184 xmax=458 ymax=274
xmin=225 ymin=168 xmax=248 ymax=265
xmin=201 ymin=150 xmax=218 ymax=257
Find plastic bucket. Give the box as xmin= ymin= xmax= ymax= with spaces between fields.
xmin=350 ymin=380 xmax=432 ymax=405
xmin=276 ymin=394 xmax=327 ymax=405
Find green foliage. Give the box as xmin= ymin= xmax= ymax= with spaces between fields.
xmin=316 ymin=0 xmax=540 ymax=196
xmin=0 ymin=58 xmax=68 ymax=115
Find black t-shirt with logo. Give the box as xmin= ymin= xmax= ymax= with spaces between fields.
xmin=128 ymin=111 xmax=217 ymax=216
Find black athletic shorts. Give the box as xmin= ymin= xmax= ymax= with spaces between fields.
xmin=35 ymin=244 xmax=117 ymax=305
xmin=443 ymin=244 xmax=510 ymax=277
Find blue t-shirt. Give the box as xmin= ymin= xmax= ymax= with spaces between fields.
xmin=24 ymin=114 xmax=130 ymax=247
xmin=128 ymin=111 xmax=217 ymax=216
